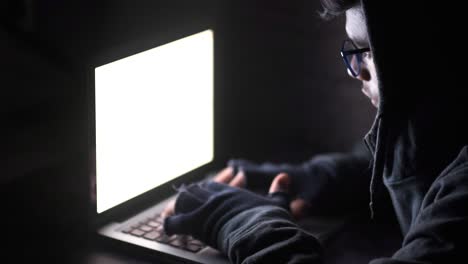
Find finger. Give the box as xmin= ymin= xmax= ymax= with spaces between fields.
xmin=161 ymin=199 xmax=176 ymax=218
xmin=268 ymin=192 xmax=291 ymax=210
xmin=290 ymin=198 xmax=310 ymax=220
xmin=229 ymin=171 xmax=246 ymax=188
xmin=213 ymin=167 xmax=234 ymax=183
xmin=269 ymin=173 xmax=290 ymax=194
xmin=173 ymin=186 xmax=209 ymax=214
xmin=164 ymin=214 xmax=192 ymax=235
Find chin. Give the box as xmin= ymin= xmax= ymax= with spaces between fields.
xmin=371 ymin=98 xmax=379 ymax=108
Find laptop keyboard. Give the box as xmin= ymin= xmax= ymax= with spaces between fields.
xmin=121 ymin=213 xmax=206 ymax=253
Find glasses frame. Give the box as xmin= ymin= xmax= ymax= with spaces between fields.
xmin=340 ymin=39 xmax=371 ymax=77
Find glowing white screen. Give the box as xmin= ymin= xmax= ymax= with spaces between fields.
xmin=95 ymin=30 xmax=214 ymax=213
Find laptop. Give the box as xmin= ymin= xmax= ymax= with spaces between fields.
xmin=87 ymin=28 xmax=346 ymax=264
xmin=87 ymin=28 xmax=231 ymax=263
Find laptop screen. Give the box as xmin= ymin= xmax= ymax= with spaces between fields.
xmin=94 ymin=30 xmax=214 ymax=214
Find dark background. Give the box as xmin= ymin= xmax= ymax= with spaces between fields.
xmin=1 ymin=0 xmax=374 ymax=262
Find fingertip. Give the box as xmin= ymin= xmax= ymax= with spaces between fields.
xmin=163 ymin=214 xmax=189 ymax=236
xmin=277 ymin=173 xmax=291 ymax=186
xmin=290 ymin=199 xmax=310 ymax=219
xmin=229 ymin=171 xmax=246 ymax=188
xmin=213 ymin=167 xmax=234 ymax=183
xmin=161 ymin=199 xmax=176 ymax=218
xmin=163 ymin=215 xmax=175 ymax=235
xmin=226 ymin=166 xmax=234 ymax=174
xmin=269 ymin=173 xmax=290 ymax=193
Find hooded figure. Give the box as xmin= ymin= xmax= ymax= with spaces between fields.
xmin=163 ymin=0 xmax=468 ymax=263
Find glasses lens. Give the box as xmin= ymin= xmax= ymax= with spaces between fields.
xmin=343 ymin=40 xmax=360 ymax=76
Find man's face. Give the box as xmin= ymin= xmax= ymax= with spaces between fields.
xmin=345 ymin=7 xmax=379 ymax=108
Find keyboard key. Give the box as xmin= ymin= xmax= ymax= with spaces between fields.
xmin=153 ymin=215 xmax=165 ymax=223
xmin=187 ymin=239 xmax=204 ymax=247
xmin=130 ymin=229 xmax=145 ymax=237
xmin=121 ymin=226 xmax=134 ymax=234
xmin=143 ymin=231 xmax=161 ymax=240
xmin=155 ymin=233 xmax=172 ymax=243
xmin=139 ymin=225 xmax=153 ymax=232
xmin=186 ymin=244 xmax=203 ymax=253
xmin=169 ymin=238 xmax=186 ymax=248
xmin=147 ymin=221 xmax=161 ymax=228
xmin=154 ymin=225 xmax=164 ymax=234
xmin=122 ymin=212 xmax=207 ymax=254
xmin=131 ymin=221 xmax=144 ymax=228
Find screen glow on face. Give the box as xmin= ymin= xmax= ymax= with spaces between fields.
xmin=95 ymin=30 xmax=214 ymax=213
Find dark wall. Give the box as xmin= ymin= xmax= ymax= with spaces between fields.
xmin=217 ymin=0 xmax=310 ymax=163
xmin=215 ymin=0 xmax=375 ymax=163
xmin=1 ymin=0 xmax=374 ymax=250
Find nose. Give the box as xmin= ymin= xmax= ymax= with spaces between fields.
xmin=348 ymin=66 xmax=371 ymax=82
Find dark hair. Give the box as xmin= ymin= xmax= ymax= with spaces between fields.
xmin=319 ymin=0 xmax=360 ymax=20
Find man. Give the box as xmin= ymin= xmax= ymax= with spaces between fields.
xmin=162 ymin=0 xmax=468 ymax=263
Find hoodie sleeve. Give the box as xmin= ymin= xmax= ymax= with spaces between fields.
xmin=369 ymin=147 xmax=468 ymax=264
xmin=219 ymin=205 xmax=323 ymax=264
xmin=164 ymin=182 xmax=323 ymax=264
xmin=229 ymin=142 xmax=373 ymax=215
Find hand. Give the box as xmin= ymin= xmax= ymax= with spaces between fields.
xmin=163 ymin=179 xmax=292 ymax=249
xmin=214 ymin=167 xmax=310 ymax=219
xmin=161 ymin=167 xmax=311 ymax=219
xmin=160 ymin=167 xmax=243 ymax=218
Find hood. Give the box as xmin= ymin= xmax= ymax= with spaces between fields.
xmin=359 ymin=1 xmax=468 ymax=217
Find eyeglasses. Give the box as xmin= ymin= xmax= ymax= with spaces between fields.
xmin=340 ymin=39 xmax=370 ymax=77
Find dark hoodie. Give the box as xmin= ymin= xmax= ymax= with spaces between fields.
xmin=166 ymin=1 xmax=468 ymax=263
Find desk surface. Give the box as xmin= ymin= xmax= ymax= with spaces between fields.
xmin=4 ymin=214 xmax=400 ymax=264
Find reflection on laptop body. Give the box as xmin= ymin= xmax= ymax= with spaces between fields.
xmin=88 ymin=29 xmax=344 ymax=264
